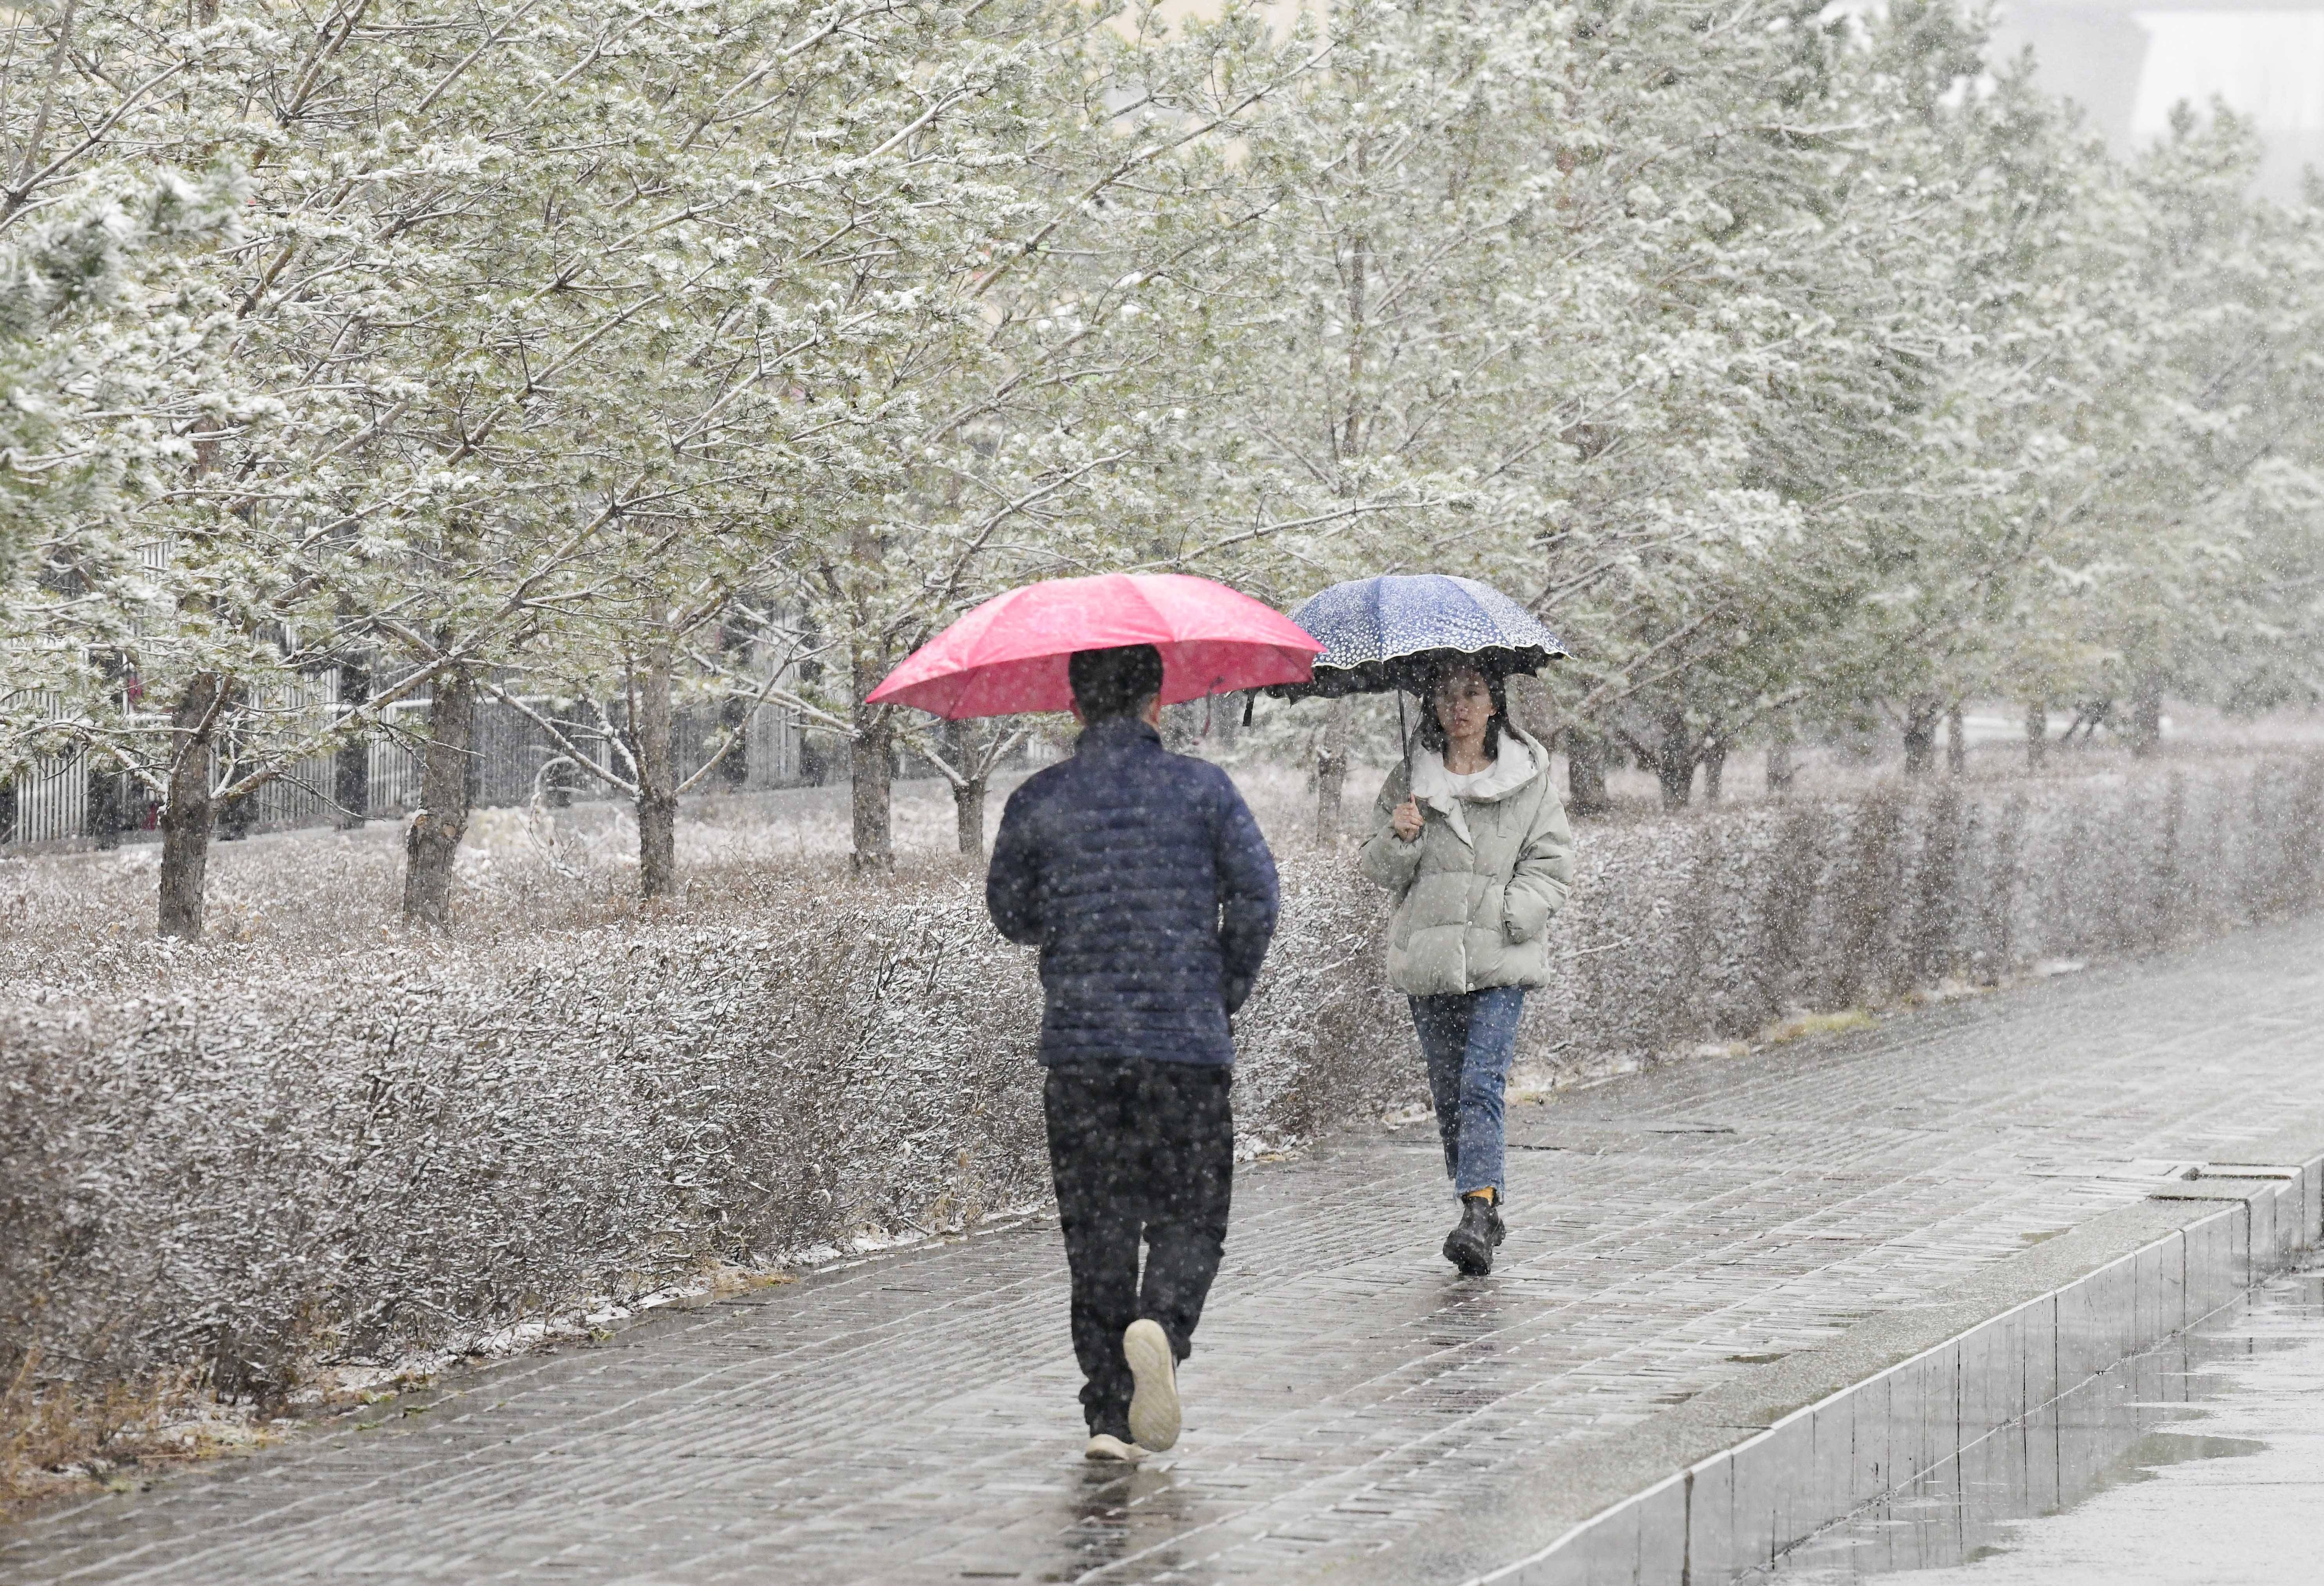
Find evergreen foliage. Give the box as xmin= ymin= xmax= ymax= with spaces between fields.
xmin=4 ymin=0 xmax=2321 ymax=921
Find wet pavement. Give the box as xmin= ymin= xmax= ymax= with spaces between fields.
xmin=1760 ymin=1255 xmax=2324 ymax=1584
xmin=7 ymin=918 xmax=2324 ymax=1585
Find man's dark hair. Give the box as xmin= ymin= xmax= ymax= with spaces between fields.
xmin=1068 ymin=644 xmax=1166 ymax=722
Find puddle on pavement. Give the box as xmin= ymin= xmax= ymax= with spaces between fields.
xmin=1751 ymin=1257 xmax=2324 ymax=1584
xmin=1032 ymin=1461 xmax=1204 ymax=1583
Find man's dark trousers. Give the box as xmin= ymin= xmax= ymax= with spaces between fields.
xmin=1045 ymin=1059 xmax=1234 ymax=1437
xmin=986 ymin=714 xmax=1278 ymax=1439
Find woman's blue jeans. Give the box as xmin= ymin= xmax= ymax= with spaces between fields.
xmin=1408 ymin=986 xmax=1526 ymax=1197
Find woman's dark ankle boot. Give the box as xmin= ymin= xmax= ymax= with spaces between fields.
xmin=1444 ymin=1195 xmax=1496 ymax=1276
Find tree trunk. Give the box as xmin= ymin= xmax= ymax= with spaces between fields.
xmin=1902 ymin=723 xmax=1931 ymax=776
xmin=1505 ymin=673 xmax=1556 ymax=745
xmin=1654 ymin=711 xmax=1694 ymax=810
xmin=850 ymin=695 xmax=894 ymax=873
xmin=158 ymin=671 xmax=225 ymax=940
xmin=402 ymin=668 xmax=475 ymax=926
xmin=1766 ymin=711 xmax=1797 ymax=794
xmin=86 ymin=758 xmax=124 ymax=850
xmin=1566 ymin=728 xmax=1611 ymax=815
xmin=335 ymin=656 xmax=369 ymax=828
xmin=1946 ymin=701 xmax=1966 ymax=774
xmin=90 ymin=651 xmax=130 ymax=848
xmin=716 ymin=696 xmax=749 ymax=789
xmin=1901 ymin=695 xmax=1942 ymax=776
xmin=947 ymin=719 xmax=987 ymax=856
xmin=635 ymin=624 xmax=678 ymax=900
xmin=2024 ymin=701 xmax=2048 ymax=772
xmin=1700 ymin=734 xmax=1726 ymax=804
xmin=845 ymin=518 xmax=895 ymax=871
xmin=1765 ymin=740 xmax=1794 ymax=793
xmin=2130 ymin=673 xmax=2164 ymax=758
xmin=1315 ymin=695 xmax=1351 ymax=844
xmin=637 ymin=786 xmax=677 ymax=896
xmin=954 ymin=774 xmax=987 ymax=856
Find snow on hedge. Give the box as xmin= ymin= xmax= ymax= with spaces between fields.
xmin=5 ymin=757 xmax=2322 ymax=1406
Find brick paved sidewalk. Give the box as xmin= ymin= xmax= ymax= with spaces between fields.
xmin=11 ymin=919 xmax=2324 ymax=1586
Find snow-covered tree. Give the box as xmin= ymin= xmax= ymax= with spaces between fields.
xmin=11 ymin=0 xmax=2324 ymax=920
xmin=1190 ymin=0 xmax=1985 ymax=807
xmin=768 ymin=1 xmax=1320 ymax=868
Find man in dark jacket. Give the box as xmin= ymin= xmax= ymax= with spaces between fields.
xmin=986 ymin=643 xmax=1280 ymax=1462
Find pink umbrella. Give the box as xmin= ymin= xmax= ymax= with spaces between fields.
xmin=867 ymin=573 xmax=1322 ymax=720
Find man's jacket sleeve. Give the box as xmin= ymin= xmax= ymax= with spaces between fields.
xmin=1213 ymin=778 xmax=1280 ymax=1015
xmin=985 ymin=786 xmax=1044 ymax=945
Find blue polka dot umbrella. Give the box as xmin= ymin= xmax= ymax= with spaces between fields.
xmin=1264 ymin=574 xmax=1567 ymax=701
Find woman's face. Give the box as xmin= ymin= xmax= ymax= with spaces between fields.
xmin=1432 ymin=670 xmax=1494 ymax=745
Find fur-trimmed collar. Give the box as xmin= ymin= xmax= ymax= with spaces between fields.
xmin=1408 ymin=734 xmax=1540 ymax=845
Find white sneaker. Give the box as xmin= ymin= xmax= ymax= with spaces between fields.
xmin=1084 ymin=1432 xmax=1146 ymax=1463
xmin=1123 ymin=1319 xmax=1181 ymax=1451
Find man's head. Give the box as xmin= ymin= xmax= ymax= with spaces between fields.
xmin=1068 ymin=644 xmax=1166 ymax=725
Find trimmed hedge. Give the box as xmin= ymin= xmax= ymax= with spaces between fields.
xmin=5 ymin=756 xmax=2322 ymax=1413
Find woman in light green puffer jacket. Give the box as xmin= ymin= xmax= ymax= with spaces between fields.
xmin=1359 ymin=661 xmax=1574 ymax=1277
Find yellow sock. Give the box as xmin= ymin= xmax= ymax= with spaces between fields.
xmin=1465 ymin=1187 xmax=1495 ymax=1205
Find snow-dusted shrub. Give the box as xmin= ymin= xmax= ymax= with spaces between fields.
xmin=0 ymin=860 xmax=1400 ymax=1408
xmin=4 ymin=755 xmax=2322 ymax=1419
xmin=1523 ymin=757 xmax=2324 ymax=1066
xmin=6 ymin=913 xmax=1064 ymax=1404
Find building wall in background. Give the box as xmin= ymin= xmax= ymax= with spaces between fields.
xmin=1995 ymin=2 xmax=2324 ymax=198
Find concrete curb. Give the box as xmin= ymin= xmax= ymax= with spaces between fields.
xmin=1313 ymin=1118 xmax=2324 ymax=1586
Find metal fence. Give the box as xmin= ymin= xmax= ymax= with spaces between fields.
xmin=0 ymin=689 xmax=813 ymax=852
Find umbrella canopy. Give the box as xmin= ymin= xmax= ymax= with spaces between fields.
xmin=867 ymin=572 xmax=1322 ymax=720
xmin=1266 ymin=574 xmax=1567 ymax=700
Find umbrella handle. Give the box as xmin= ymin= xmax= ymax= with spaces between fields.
xmin=1398 ymin=691 xmax=1409 ymax=778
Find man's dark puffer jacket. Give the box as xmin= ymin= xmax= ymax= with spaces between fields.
xmin=986 ymin=715 xmax=1280 ymax=1066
